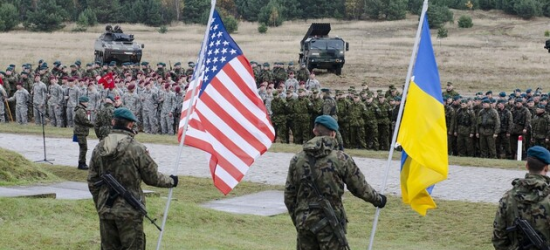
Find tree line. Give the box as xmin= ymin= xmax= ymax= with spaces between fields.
xmin=0 ymin=0 xmax=547 ymax=32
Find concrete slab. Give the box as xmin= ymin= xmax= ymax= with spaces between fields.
xmin=201 ymin=190 xmax=287 ymax=217
xmin=0 ymin=182 xmax=156 ymax=200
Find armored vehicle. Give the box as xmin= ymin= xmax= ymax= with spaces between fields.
xmin=94 ymin=25 xmax=144 ymax=65
xmin=299 ymin=23 xmax=349 ymax=75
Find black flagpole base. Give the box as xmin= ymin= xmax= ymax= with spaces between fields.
xmin=35 ymin=159 xmax=55 ymax=164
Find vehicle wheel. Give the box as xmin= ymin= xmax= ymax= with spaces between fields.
xmin=335 ymin=67 xmax=342 ymax=76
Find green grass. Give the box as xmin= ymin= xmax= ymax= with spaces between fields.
xmin=0 ymin=164 xmax=497 ymax=250
xmin=0 ymin=123 xmax=526 ymax=170
xmin=0 ymin=148 xmax=59 ymax=186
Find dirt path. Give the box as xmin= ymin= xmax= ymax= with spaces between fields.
xmin=1 ymin=133 xmax=523 ymax=204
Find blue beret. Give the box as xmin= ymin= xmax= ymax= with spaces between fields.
xmin=106 ymin=94 xmax=115 ymax=102
xmin=263 ymin=62 xmax=270 ymax=67
xmin=75 ymin=60 xmax=81 ymax=66
xmin=86 ymin=63 xmax=92 ymax=67
xmin=527 ymin=146 xmax=550 ymax=165
xmin=516 ymin=97 xmax=523 ymax=102
xmin=110 ymin=61 xmax=116 ymax=66
xmin=497 ymin=99 xmax=507 ymax=104
xmin=141 ymin=61 xmax=148 ymax=66
xmin=9 ymin=64 xmax=15 ymax=68
xmin=527 ymin=98 xmax=534 ymax=103
xmin=452 ymin=95 xmax=461 ymax=101
xmin=481 ymin=98 xmax=490 ymax=104
xmin=485 ymin=91 xmax=493 ymax=95
xmin=526 ymin=89 xmax=532 ymax=93
xmin=499 ymin=92 xmax=506 ymax=97
xmin=113 ymin=107 xmax=138 ymax=122
xmin=321 ymin=88 xmax=330 ymax=92
xmin=78 ymin=96 xmax=89 ymax=103
xmin=515 ymin=88 xmax=521 ymax=92
xmin=174 ymin=62 xmax=181 ymax=66
xmin=314 ymin=115 xmax=339 ymax=131
xmin=536 ymin=104 xmax=546 ymax=109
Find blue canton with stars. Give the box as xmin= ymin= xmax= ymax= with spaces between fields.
xmin=195 ymin=10 xmax=244 ymax=96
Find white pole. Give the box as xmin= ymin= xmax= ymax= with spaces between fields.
xmin=367 ymin=1 xmax=429 ymax=249
xmin=155 ymin=1 xmax=217 ymax=249
xmin=516 ymin=135 xmax=523 ymax=161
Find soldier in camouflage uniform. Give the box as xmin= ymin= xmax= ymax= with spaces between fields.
xmin=74 ymin=96 xmax=94 ymax=170
xmin=0 ymin=83 xmax=6 ymax=122
xmin=309 ymin=89 xmax=323 ymax=138
xmin=259 ymin=63 xmax=274 ymax=86
xmin=363 ymin=94 xmax=379 ymax=150
xmin=453 ymin=100 xmax=476 ymax=157
xmin=293 ymin=89 xmax=312 ymax=144
xmin=64 ymin=78 xmax=80 ymax=127
xmin=141 ymin=82 xmax=159 ymax=134
xmin=86 ymin=83 xmax=102 ymax=124
xmin=159 ymin=83 xmax=176 ymax=135
xmin=7 ymin=83 xmax=30 ymax=125
xmin=273 ymin=62 xmax=287 ymax=85
xmin=511 ymin=98 xmax=531 ymax=159
xmin=495 ymin=100 xmax=513 ymax=159
xmin=47 ymin=77 xmax=64 ymax=127
xmin=296 ymin=63 xmax=310 ymax=83
xmin=375 ymin=92 xmax=391 ymax=150
xmin=445 ymin=103 xmax=456 ymax=155
xmin=476 ymin=99 xmax=500 ymax=158
xmin=493 ymin=146 xmax=550 ymax=250
xmin=87 ymin=108 xmax=177 ymax=250
xmin=530 ymin=105 xmax=550 ymax=148
xmin=284 ymin=115 xmax=386 ymax=250
xmin=122 ymin=84 xmax=141 ymax=126
xmin=336 ymin=91 xmax=351 ymax=147
xmin=271 ymin=91 xmax=288 ymax=143
xmin=186 ymin=61 xmax=195 ymax=77
xmin=349 ymin=94 xmax=367 ymax=149
xmin=442 ymin=82 xmax=459 ymax=98
xmin=94 ymin=95 xmax=116 ymax=140
xmin=32 ymin=76 xmax=48 ymax=125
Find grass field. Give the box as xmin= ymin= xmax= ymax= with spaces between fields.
xmin=0 ymin=161 xmax=497 ymax=250
xmin=0 ymin=10 xmax=549 ymax=94
xmin=0 ymin=122 xmax=526 ymax=170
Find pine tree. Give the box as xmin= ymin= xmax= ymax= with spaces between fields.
xmin=25 ymin=0 xmax=69 ymax=31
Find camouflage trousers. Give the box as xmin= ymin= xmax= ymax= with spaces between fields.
xmin=76 ymin=135 xmax=88 ymax=163
xmin=33 ymin=104 xmax=46 ymax=125
xmin=160 ymin=113 xmax=174 ymax=135
xmin=338 ymin=122 xmax=350 ymax=147
xmin=274 ymin=120 xmax=288 ymax=143
xmin=48 ymin=104 xmax=63 ymax=127
xmin=296 ymin=227 xmax=348 ymax=250
xmin=100 ymin=217 xmax=145 ymax=250
xmin=16 ymin=105 xmax=28 ymax=125
xmin=349 ymin=125 xmax=366 ymax=149
xmin=142 ymin=109 xmax=158 ymax=134
xmin=294 ymin=118 xmax=310 ymax=145
xmin=456 ymin=134 xmax=474 ymax=157
xmin=377 ymin=123 xmax=390 ymax=151
xmin=364 ymin=122 xmax=379 ymax=150
xmin=479 ymin=134 xmax=497 ymax=158
xmin=66 ymin=105 xmax=75 ymax=127
xmin=0 ymin=100 xmax=4 ymax=122
xmin=495 ymin=133 xmax=511 ymax=159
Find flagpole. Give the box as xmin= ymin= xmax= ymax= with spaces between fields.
xmin=367 ymin=1 xmax=429 ymax=249
xmin=155 ymin=1 xmax=217 ymax=249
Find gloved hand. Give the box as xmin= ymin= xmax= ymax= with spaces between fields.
xmin=170 ymin=175 xmax=178 ymax=187
xmin=376 ymin=194 xmax=387 ymax=209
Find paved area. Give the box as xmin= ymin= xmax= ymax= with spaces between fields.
xmin=0 ymin=133 xmax=527 ymax=204
xmin=202 ymin=190 xmax=286 ymax=216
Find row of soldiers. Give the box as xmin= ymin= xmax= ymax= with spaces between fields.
xmin=0 ymin=60 xmax=189 ymax=136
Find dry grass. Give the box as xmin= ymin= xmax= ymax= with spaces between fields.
xmin=1 ymin=10 xmax=550 ymax=95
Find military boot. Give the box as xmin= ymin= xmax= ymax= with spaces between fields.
xmin=78 ymin=161 xmax=89 ymax=170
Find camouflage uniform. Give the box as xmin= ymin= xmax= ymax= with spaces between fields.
xmin=259 ymin=68 xmax=274 ymax=84
xmin=375 ymin=99 xmax=391 ymax=150
xmin=511 ymin=106 xmax=531 ymax=158
xmin=86 ymin=88 xmax=102 ymax=124
xmin=493 ymin=174 xmax=550 ymax=250
xmin=87 ymin=129 xmax=175 ymax=250
xmin=293 ymin=93 xmax=312 ymax=144
xmin=271 ymin=93 xmax=288 ymax=143
xmin=496 ymin=107 xmax=513 ymax=159
xmin=7 ymin=87 xmax=30 ymax=124
xmin=0 ymin=85 xmax=6 ymax=122
xmin=94 ymin=103 xmax=115 ymax=140
xmin=65 ymin=86 xmax=81 ymax=127
xmin=336 ymin=96 xmax=351 ymax=147
xmin=348 ymin=98 xmax=367 ymax=149
xmin=445 ymin=105 xmax=456 ymax=155
xmin=159 ymin=90 xmax=176 ymax=135
xmin=477 ymin=107 xmax=500 ymax=158
xmin=74 ymin=103 xmax=93 ymax=165
xmin=453 ymin=106 xmax=476 ymax=157
xmin=364 ymin=100 xmax=379 ymax=150
xmin=141 ymin=87 xmax=159 ymax=134
xmin=284 ymin=136 xmax=385 ymax=250
xmin=296 ymin=67 xmax=310 ymax=83
xmin=122 ymin=91 xmax=141 ymax=124
xmin=530 ymin=110 xmax=550 ymax=148
xmin=32 ymin=81 xmax=48 ymax=125
xmin=47 ymin=83 xmax=64 ymax=127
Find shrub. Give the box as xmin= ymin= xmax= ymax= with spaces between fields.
xmin=545 ymin=30 xmax=550 ymax=37
xmin=438 ymin=27 xmax=448 ymax=38
xmin=159 ymin=25 xmax=168 ymax=34
xmin=258 ymin=23 xmax=268 ymax=33
xmin=222 ymin=15 xmax=238 ymax=34
xmin=458 ymin=15 xmax=473 ymax=28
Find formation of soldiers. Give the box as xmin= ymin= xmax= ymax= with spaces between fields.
xmin=0 ymin=60 xmax=192 ymax=135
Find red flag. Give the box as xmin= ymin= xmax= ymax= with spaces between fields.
xmin=98 ymin=72 xmax=114 ymax=90
xmin=177 ymin=10 xmax=275 ymax=195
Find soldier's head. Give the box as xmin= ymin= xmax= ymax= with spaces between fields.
xmin=536 ymin=104 xmax=545 ymax=114
xmin=525 ymin=146 xmax=550 ymax=174
xmin=105 ymin=94 xmax=115 ymax=104
xmin=377 ymin=94 xmax=385 ymax=103
xmin=526 ymin=98 xmax=534 ymax=107
xmin=309 ymin=72 xmax=315 ymax=79
xmin=49 ymin=75 xmax=57 ymax=84
xmin=313 ymin=115 xmax=338 ymax=138
xmin=460 ymin=99 xmax=468 ymax=109
xmin=88 ymin=82 xmax=95 ymax=90
xmin=485 ymin=90 xmax=493 ymax=98
xmin=288 ymin=72 xmax=295 ymax=79
xmin=70 ymin=65 xmax=77 ymax=72
xmin=144 ymin=81 xmax=152 ymax=89
xmin=515 ymin=98 xmax=524 ymax=108
xmin=298 ymin=88 xmax=306 ymax=97
xmin=112 ymin=107 xmax=138 ymax=131
xmin=446 ymin=82 xmax=453 ymax=91
xmin=128 ymin=84 xmax=136 ymax=93
xmin=541 ymin=97 xmax=548 ymax=106
xmin=481 ymin=99 xmax=490 ymax=109
xmin=497 ymin=100 xmax=506 ymax=110
xmin=353 ymin=95 xmax=361 ymax=103
xmin=16 ymin=82 xmax=22 ymax=90
xmin=262 ymin=62 xmax=270 ymax=70
xmin=68 ymin=78 xmax=76 ymax=87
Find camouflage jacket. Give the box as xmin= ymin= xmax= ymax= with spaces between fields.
xmin=445 ymin=105 xmax=455 ymax=134
xmin=47 ymin=84 xmax=64 ymax=106
xmin=94 ymin=103 xmax=115 ymax=140
xmin=259 ymin=69 xmax=274 ymax=84
xmin=87 ymin=129 xmax=174 ymax=220
xmin=511 ymin=107 xmax=531 ymax=134
xmin=293 ymin=97 xmax=312 ymax=120
xmin=32 ymin=81 xmax=48 ymax=105
xmin=493 ymin=174 xmax=550 ymax=250
xmin=336 ymin=98 xmax=350 ymax=123
xmin=270 ymin=97 xmax=287 ymax=124
xmin=453 ymin=107 xmax=476 ymax=136
xmin=322 ymin=96 xmax=337 ymax=121
xmin=7 ymin=88 xmax=30 ymax=106
xmin=284 ymin=136 xmax=384 ymax=230
xmin=122 ymin=91 xmax=141 ymax=115
xmin=348 ymin=101 xmax=366 ymax=127
xmin=296 ymin=68 xmax=310 ymax=82
xmin=477 ymin=108 xmax=500 ymax=135
xmin=74 ymin=104 xmax=93 ymax=136
xmin=375 ymin=101 xmax=391 ymax=125
xmin=530 ymin=113 xmax=550 ymax=140
xmin=497 ymin=108 xmax=513 ymax=135
xmin=363 ymin=101 xmax=378 ymax=125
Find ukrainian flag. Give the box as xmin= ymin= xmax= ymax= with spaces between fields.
xmin=397 ymin=15 xmax=448 ymax=216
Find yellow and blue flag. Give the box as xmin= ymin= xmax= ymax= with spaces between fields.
xmin=397 ymin=15 xmax=448 ymax=216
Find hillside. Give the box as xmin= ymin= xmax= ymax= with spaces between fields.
xmin=0 ymin=9 xmax=549 ymax=94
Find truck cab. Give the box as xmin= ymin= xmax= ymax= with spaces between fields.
xmin=299 ymin=23 xmax=349 ymax=75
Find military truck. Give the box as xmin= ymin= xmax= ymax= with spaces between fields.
xmin=299 ymin=23 xmax=349 ymax=75
xmin=94 ymin=25 xmax=144 ymax=65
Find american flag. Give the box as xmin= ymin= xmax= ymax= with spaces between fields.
xmin=177 ymin=10 xmax=275 ymax=195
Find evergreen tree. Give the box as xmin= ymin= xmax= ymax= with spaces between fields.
xmin=513 ymin=0 xmax=541 ymax=19
xmin=0 ymin=3 xmax=19 ymax=31
xmin=259 ymin=0 xmax=285 ymax=27
xmin=183 ymin=0 xmax=210 ymax=23
xmin=479 ymin=0 xmax=496 ymax=10
xmin=25 ymin=0 xmax=69 ymax=31
xmin=87 ymin=0 xmax=122 ymax=23
xmin=426 ymin=3 xmax=453 ymax=28
xmin=235 ymin=0 xmax=269 ymax=21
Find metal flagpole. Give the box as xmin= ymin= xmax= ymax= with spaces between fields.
xmin=367 ymin=0 xmax=429 ymax=249
xmin=155 ymin=0 xmax=217 ymax=249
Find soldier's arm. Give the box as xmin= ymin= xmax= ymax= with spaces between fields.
xmin=87 ymin=148 xmax=102 ymax=207
xmin=135 ymin=144 xmax=174 ymax=188
xmin=492 ymin=195 xmax=512 ymax=250
xmin=493 ymin=110 xmax=500 ymax=135
xmin=506 ymin=111 xmax=513 ymax=134
xmin=284 ymin=156 xmax=298 ymax=226
xmin=524 ymin=109 xmax=531 ymax=130
xmin=469 ymin=111 xmax=476 ymax=135
xmin=341 ymin=153 xmax=384 ymax=206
